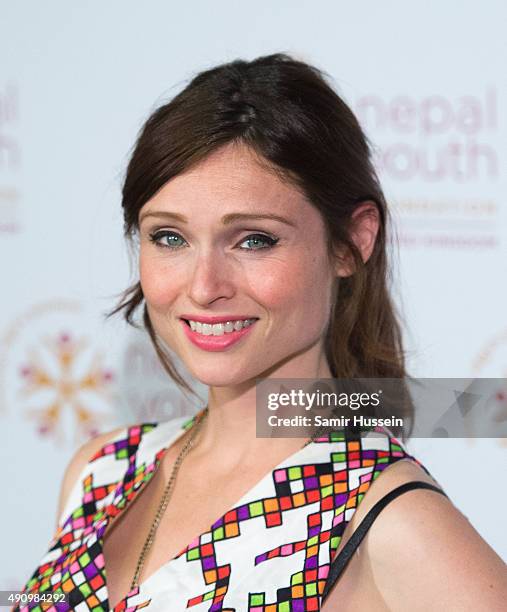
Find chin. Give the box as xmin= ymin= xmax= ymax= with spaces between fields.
xmin=190 ymin=371 xmax=252 ymax=388
xmin=182 ymin=360 xmax=250 ymax=387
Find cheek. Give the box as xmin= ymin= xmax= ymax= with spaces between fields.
xmin=249 ymin=256 xmax=332 ymax=324
xmin=139 ymin=253 xmax=182 ymax=308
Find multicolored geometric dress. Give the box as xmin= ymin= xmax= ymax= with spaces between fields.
xmin=14 ymin=407 xmax=431 ymax=611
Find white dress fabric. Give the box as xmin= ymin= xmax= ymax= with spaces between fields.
xmin=14 ymin=408 xmax=423 ymax=611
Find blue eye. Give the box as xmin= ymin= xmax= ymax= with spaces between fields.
xmin=148 ymin=231 xmax=187 ymax=249
xmin=238 ymin=233 xmax=279 ymax=251
xmin=147 ymin=231 xmax=279 ymax=252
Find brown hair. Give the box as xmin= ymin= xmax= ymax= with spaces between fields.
xmin=105 ymin=53 xmax=414 ymax=436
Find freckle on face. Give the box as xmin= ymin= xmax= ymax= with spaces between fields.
xmin=139 ymin=143 xmax=335 ymax=383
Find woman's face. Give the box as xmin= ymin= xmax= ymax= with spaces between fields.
xmin=138 ymin=142 xmax=339 ymax=387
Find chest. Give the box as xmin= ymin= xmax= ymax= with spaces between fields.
xmin=100 ymin=454 xmax=270 ymax=610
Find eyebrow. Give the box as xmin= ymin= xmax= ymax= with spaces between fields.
xmin=138 ymin=210 xmax=297 ymax=228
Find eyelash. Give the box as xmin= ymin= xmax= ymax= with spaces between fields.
xmin=147 ymin=230 xmax=280 ymax=252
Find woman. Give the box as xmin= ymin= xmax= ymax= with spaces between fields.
xmin=15 ymin=54 xmax=506 ymax=611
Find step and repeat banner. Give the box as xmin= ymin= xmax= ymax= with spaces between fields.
xmin=1 ymin=1 xmax=505 ymax=587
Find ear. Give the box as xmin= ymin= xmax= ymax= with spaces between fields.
xmin=334 ymin=201 xmax=380 ymax=277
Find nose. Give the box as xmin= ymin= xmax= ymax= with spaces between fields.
xmin=187 ymin=250 xmax=236 ymax=306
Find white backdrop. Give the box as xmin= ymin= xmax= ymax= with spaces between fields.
xmin=1 ymin=1 xmax=505 ymax=589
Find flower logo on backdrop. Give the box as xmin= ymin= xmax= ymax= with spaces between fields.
xmin=19 ymin=330 xmax=114 ymax=440
xmin=469 ymin=327 xmax=507 ymax=447
xmin=0 ymin=300 xmax=118 ymax=445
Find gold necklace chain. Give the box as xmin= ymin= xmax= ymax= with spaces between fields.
xmin=130 ymin=406 xmax=209 ymax=590
xmin=130 ymin=406 xmax=324 ymax=590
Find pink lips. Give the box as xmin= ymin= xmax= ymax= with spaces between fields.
xmin=180 ymin=318 xmax=257 ymax=352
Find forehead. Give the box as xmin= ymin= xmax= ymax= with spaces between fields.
xmin=142 ymin=142 xmax=308 ymax=215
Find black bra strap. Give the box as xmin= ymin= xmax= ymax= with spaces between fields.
xmin=321 ymin=480 xmax=448 ymax=602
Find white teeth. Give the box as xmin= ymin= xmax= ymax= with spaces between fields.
xmin=186 ymin=318 xmax=256 ymax=336
xmin=212 ymin=323 xmax=224 ymax=336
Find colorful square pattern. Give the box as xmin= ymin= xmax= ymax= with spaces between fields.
xmin=13 ymin=414 xmax=420 ymax=611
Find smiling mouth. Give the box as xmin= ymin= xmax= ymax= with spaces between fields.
xmin=181 ymin=318 xmax=258 ymax=336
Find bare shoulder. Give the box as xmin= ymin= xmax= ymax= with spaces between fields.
xmin=55 ymin=425 xmax=126 ymax=530
xmin=323 ymin=458 xmax=507 ymax=610
xmin=349 ymin=457 xmax=443 ymax=526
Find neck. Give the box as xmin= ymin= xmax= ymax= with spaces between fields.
xmin=190 ymin=348 xmax=333 ymax=468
